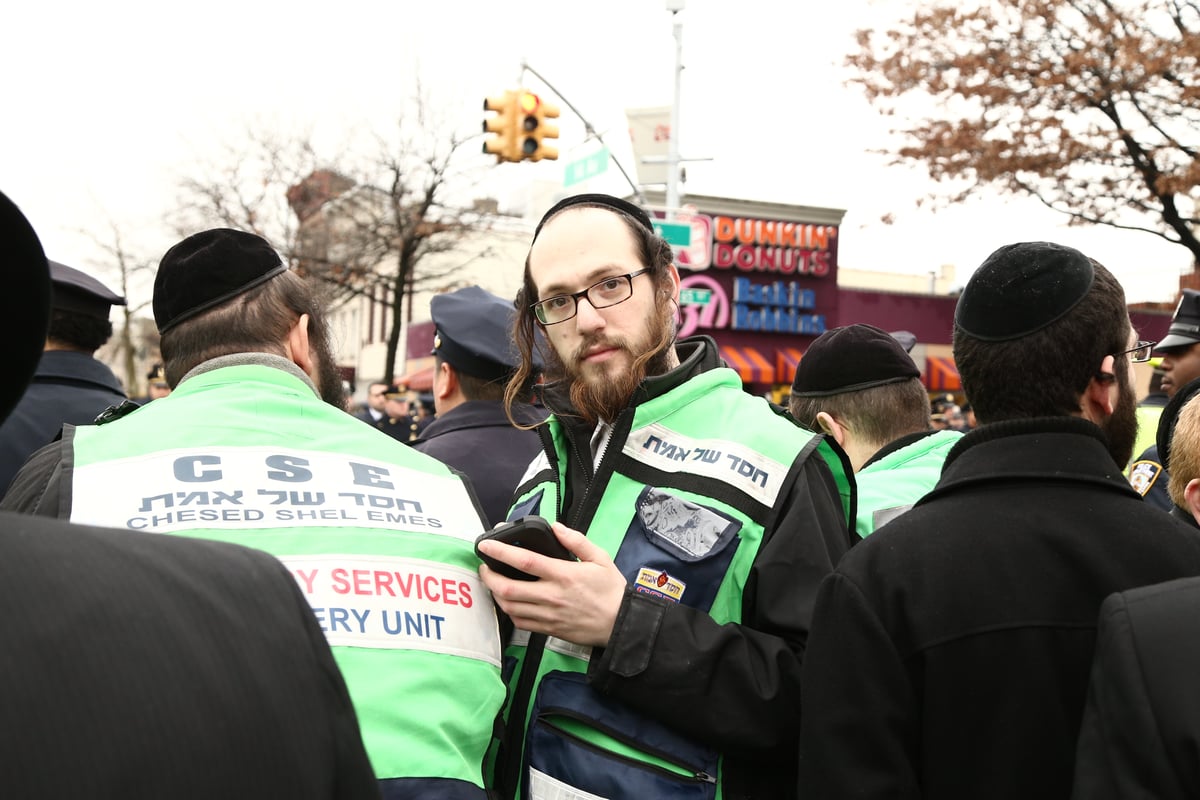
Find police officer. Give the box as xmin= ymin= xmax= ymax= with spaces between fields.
xmin=0 ymin=260 xmax=127 ymax=498
xmin=412 ymin=286 xmax=547 ymax=526
xmin=375 ymin=383 xmax=429 ymax=443
xmin=1129 ymin=289 xmax=1200 ymax=509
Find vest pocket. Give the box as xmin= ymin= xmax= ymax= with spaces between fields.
xmin=612 ymin=487 xmax=742 ymax=613
xmin=524 ymin=672 xmax=718 ymax=800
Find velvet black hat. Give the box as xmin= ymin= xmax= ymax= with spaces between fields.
xmin=153 ymin=228 xmax=287 ymax=334
xmin=0 ymin=190 xmax=53 ymax=424
xmin=955 ymin=242 xmax=1095 ymax=342
xmin=49 ymin=261 xmax=125 ymax=318
xmin=791 ymin=324 xmax=921 ymax=398
xmin=1156 ymin=289 xmax=1200 ymax=351
xmin=431 ymin=285 xmax=540 ymax=381
xmin=533 ymin=193 xmax=654 ymax=241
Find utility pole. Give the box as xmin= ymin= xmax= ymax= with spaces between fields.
xmin=666 ymin=0 xmax=685 ymax=219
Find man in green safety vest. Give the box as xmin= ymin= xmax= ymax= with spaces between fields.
xmin=3 ymin=228 xmax=505 ymax=799
xmin=477 ymin=193 xmax=856 ymax=800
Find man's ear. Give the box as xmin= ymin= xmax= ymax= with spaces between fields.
xmin=286 ymin=314 xmax=314 ymax=377
xmin=1185 ymin=478 xmax=1200 ymax=525
xmin=666 ymin=263 xmax=681 ymax=304
xmin=1082 ymin=354 xmax=1118 ymax=421
xmin=815 ymin=411 xmax=846 ymax=446
xmin=434 ymin=361 xmax=457 ymax=400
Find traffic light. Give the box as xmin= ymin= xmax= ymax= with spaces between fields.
xmin=517 ymin=91 xmax=560 ymax=162
xmin=483 ymin=91 xmax=521 ymax=163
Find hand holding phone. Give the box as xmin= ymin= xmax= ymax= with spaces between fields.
xmin=474 ymin=516 xmax=575 ymax=581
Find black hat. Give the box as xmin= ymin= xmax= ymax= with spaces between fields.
xmin=791 ymin=324 xmax=921 ymax=398
xmin=431 ymin=285 xmax=540 ymax=381
xmin=955 ymin=242 xmax=1095 ymax=342
xmin=0 ymin=190 xmax=53 ymax=424
xmin=383 ymin=384 xmax=409 ymax=399
xmin=49 ymin=261 xmax=125 ymax=318
xmin=1156 ymin=289 xmax=1200 ymax=351
xmin=533 ymin=193 xmax=654 ymax=241
xmin=153 ymin=228 xmax=286 ymax=334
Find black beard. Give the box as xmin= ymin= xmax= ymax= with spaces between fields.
xmin=310 ymin=328 xmax=348 ymax=409
xmin=1102 ymin=370 xmax=1139 ymax=467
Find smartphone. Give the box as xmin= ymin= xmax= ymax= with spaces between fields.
xmin=474 ymin=516 xmax=574 ymax=581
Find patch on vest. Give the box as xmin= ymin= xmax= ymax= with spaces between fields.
xmin=623 ymin=422 xmax=788 ymax=508
xmin=1128 ymin=460 xmax=1163 ymax=496
xmin=634 ymin=567 xmax=686 ymax=602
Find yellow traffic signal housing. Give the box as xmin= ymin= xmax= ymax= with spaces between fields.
xmin=517 ymin=92 xmax=560 ymax=162
xmin=483 ymin=91 xmax=521 ymax=163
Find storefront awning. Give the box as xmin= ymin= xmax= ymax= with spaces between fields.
xmin=720 ymin=345 xmax=775 ymax=385
xmin=924 ymin=355 xmax=961 ymax=392
xmin=395 ymin=356 xmax=435 ymax=392
xmin=775 ymin=347 xmax=804 ymax=386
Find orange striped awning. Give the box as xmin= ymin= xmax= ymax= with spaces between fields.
xmin=720 ymin=345 xmax=775 ymax=384
xmin=923 ymin=356 xmax=961 ymax=392
xmin=395 ymin=356 xmax=436 ymax=392
xmin=775 ymin=347 xmax=805 ymax=385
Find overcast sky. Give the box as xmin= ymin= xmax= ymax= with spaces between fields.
xmin=2 ymin=0 xmax=1189 ymax=305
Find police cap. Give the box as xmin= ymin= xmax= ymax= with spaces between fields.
xmin=431 ymin=285 xmax=536 ymax=381
xmin=1156 ymin=289 xmax=1200 ymax=351
xmin=50 ymin=261 xmax=125 ymax=319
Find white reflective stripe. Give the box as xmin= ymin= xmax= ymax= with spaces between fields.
xmin=529 ymin=767 xmax=609 ymax=800
xmin=518 ymin=450 xmax=551 ymax=488
xmin=70 ymin=445 xmax=484 ymax=541
xmin=623 ymin=422 xmax=788 ymax=507
xmin=508 ymin=627 xmax=592 ymax=663
xmin=281 ymin=554 xmax=500 ymax=665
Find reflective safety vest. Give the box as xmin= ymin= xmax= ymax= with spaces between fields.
xmin=856 ymin=429 xmax=962 ymax=537
xmin=497 ymin=365 xmax=853 ymax=799
xmin=65 ymin=362 xmax=505 ymax=796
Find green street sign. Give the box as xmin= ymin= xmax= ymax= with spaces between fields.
xmin=653 ymin=220 xmax=691 ymax=247
xmin=563 ymin=147 xmax=610 ymax=187
xmin=679 ymin=288 xmax=712 ymax=305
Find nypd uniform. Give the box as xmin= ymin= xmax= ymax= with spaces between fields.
xmin=1129 ymin=289 xmax=1200 ymax=510
xmin=0 ymin=261 xmax=127 ymax=498
xmin=412 ymin=285 xmax=547 ymax=526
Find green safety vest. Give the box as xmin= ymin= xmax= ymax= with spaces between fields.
xmin=855 ymin=429 xmax=962 ymax=537
xmin=65 ymin=362 xmax=505 ymax=792
xmin=498 ymin=365 xmax=853 ymax=799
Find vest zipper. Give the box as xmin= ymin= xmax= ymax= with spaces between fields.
xmin=537 ymin=710 xmax=717 ymax=785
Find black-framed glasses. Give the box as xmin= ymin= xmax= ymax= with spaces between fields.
xmin=531 ymin=269 xmax=649 ymax=325
xmin=1116 ymin=340 xmax=1156 ymax=363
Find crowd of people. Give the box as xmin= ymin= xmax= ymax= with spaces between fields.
xmin=2 ymin=187 xmax=1200 ymax=799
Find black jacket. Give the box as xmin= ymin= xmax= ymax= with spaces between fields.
xmin=0 ymin=350 xmax=125 ymax=497
xmin=1073 ymin=576 xmax=1200 ymax=799
xmin=0 ymin=510 xmax=378 ymax=798
xmin=411 ymin=400 xmax=547 ymax=526
xmin=798 ymin=417 xmax=1200 ymax=800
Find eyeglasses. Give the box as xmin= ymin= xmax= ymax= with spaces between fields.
xmin=1116 ymin=340 xmax=1156 ymax=363
xmin=531 ymin=269 xmax=649 ymax=325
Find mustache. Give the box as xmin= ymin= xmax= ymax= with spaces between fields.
xmin=572 ymin=335 xmax=630 ymax=364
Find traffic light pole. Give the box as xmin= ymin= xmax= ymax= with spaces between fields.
xmin=666 ymin=1 xmax=684 ymax=220
xmin=520 ymin=61 xmax=646 ymax=204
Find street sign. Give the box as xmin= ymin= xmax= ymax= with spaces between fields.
xmin=652 ymin=220 xmax=692 ymax=247
xmin=679 ymin=288 xmax=712 ymax=305
xmin=563 ymin=147 xmax=610 ymax=188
